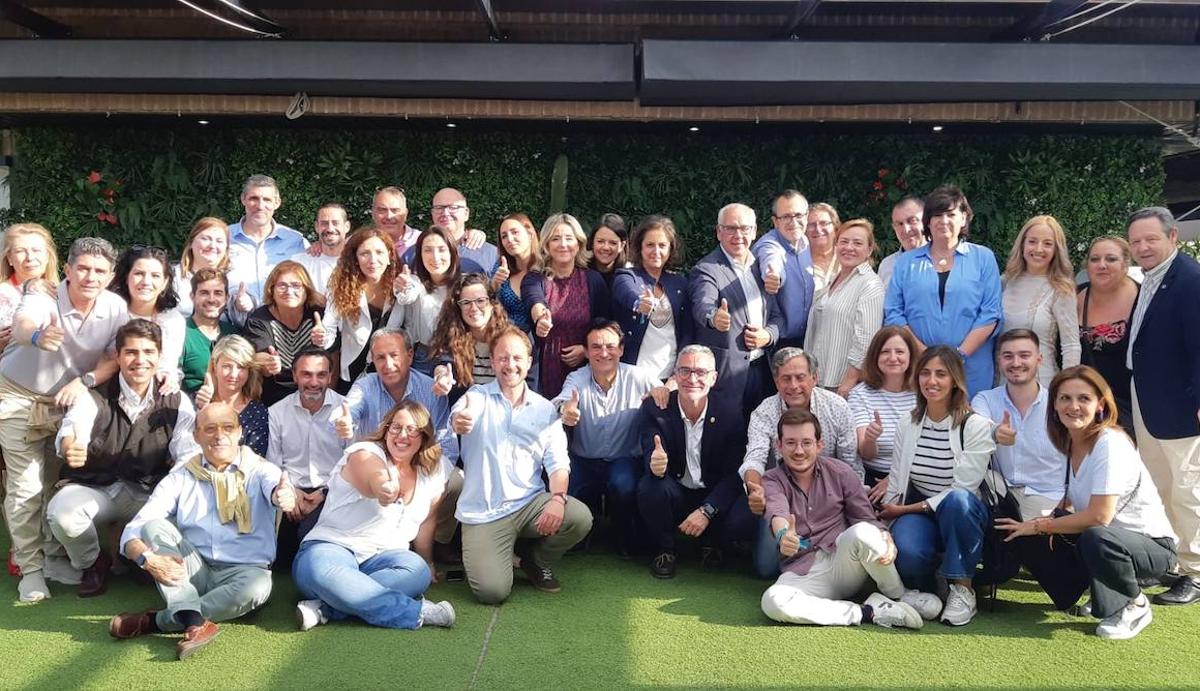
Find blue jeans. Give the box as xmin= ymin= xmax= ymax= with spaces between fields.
xmin=292 ymin=541 xmax=430 ymax=630
xmin=569 ymin=454 xmax=642 ymax=547
xmin=891 ymin=489 xmax=988 ymax=591
xmin=752 ymin=517 xmax=781 ymax=580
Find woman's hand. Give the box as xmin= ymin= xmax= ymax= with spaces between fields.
xmin=995 ymin=517 xmax=1038 ymax=542
xmin=877 ymin=503 xmax=908 ymax=521
xmin=868 ymin=476 xmax=889 ymax=504
xmin=560 ymin=344 xmax=586 ymax=368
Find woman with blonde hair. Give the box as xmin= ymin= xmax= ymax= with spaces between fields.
xmin=0 ymin=222 xmax=59 ymax=352
xmin=244 ymin=260 xmax=326 ymax=405
xmin=174 ymin=217 xmax=230 ymax=317
xmin=1001 ymin=214 xmax=1081 ymax=385
xmin=196 ymin=334 xmax=269 ymax=457
xmin=1075 ymin=235 xmax=1139 ymax=430
xmin=292 ymin=399 xmax=455 ymax=631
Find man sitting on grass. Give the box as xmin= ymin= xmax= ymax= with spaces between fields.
xmin=108 ymin=402 xmax=295 ymax=660
xmin=760 ymin=408 xmax=939 ymax=629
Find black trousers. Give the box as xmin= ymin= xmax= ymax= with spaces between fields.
xmin=1017 ymin=524 xmax=1176 ymax=619
xmin=636 ymin=474 xmax=756 ymax=555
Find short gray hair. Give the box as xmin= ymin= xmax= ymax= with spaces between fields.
xmin=716 ymin=203 xmax=756 ymax=228
xmin=67 ymin=237 xmax=117 ymax=267
xmin=771 ymin=347 xmax=818 ymax=376
xmin=369 ymin=327 xmax=411 ymax=352
xmin=1126 ymin=206 xmax=1176 ymax=236
xmin=676 ymin=344 xmax=715 ymax=367
xmin=242 ymin=174 xmax=279 ymax=197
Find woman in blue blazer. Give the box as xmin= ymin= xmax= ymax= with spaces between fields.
xmin=612 ymin=215 xmax=692 ymax=379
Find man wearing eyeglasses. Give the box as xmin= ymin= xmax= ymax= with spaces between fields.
xmin=752 ymin=190 xmax=815 ymax=349
xmin=689 ymin=202 xmax=785 ymax=420
xmin=636 ymin=345 xmax=756 ymax=578
xmin=401 ymin=188 xmax=495 ymax=274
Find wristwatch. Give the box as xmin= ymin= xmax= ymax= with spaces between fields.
xmin=552 ymin=491 xmax=568 ymax=505
xmin=81 ymin=372 xmax=97 ymax=388
xmin=699 ymin=503 xmax=718 ymax=520
xmin=136 ymin=551 xmax=154 ymax=569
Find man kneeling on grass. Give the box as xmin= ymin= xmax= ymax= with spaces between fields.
xmin=108 ymin=402 xmax=295 ymax=660
xmin=760 ymin=409 xmax=939 ymax=629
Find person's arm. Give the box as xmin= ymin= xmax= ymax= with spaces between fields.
xmin=588 ymin=270 xmax=613 ymax=321
xmin=521 ymin=272 xmax=548 ymax=321
xmin=168 ymin=395 xmax=201 ymax=464
xmin=841 ymin=468 xmax=885 ymax=528
xmin=882 ymin=256 xmax=908 ymax=328
xmin=121 ymin=472 xmax=182 ymax=560
xmin=535 ymin=418 xmax=572 ymax=535
xmin=1052 ymin=289 xmax=1082 ymax=370
xmin=688 ymin=264 xmax=721 ymax=331
xmin=343 ymin=446 xmax=396 ymax=500
xmin=611 ymin=269 xmax=643 ymax=318
xmin=826 ymin=396 xmax=862 ymax=479
xmin=412 ymin=493 xmax=440 ymax=570
xmin=848 ymin=388 xmax=878 ymax=461
xmin=961 ymin=248 xmax=1003 ymax=356
xmin=55 ymin=391 xmax=99 ymax=455
xmin=737 ymin=407 xmax=772 ymax=481
xmin=11 ymin=288 xmax=55 ymax=345
xmin=756 ymin=241 xmax=787 ymax=287
xmin=267 ymin=405 xmax=285 ymax=470
xmin=999 ymin=494 xmax=1119 ymax=541
xmin=842 ymin=279 xmax=885 ymax=396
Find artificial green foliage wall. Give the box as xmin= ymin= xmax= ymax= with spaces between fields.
xmin=4 ymin=126 xmax=1164 ymax=267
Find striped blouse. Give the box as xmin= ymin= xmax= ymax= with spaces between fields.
xmin=910 ymin=416 xmax=955 ymax=498
xmin=804 ymin=262 xmax=885 ymax=387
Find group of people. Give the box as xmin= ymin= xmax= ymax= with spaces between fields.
xmin=0 ymin=173 xmax=1197 ymax=660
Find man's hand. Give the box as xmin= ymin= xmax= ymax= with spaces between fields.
xmin=274 ymin=473 xmax=296 ymax=513
xmin=877 ymin=503 xmax=906 ymax=521
xmin=560 ymin=389 xmax=581 ymax=427
xmin=746 ymin=480 xmax=765 ymax=516
xmin=333 ymin=402 xmax=354 ymax=441
xmin=234 ymin=282 xmax=254 ymax=314
xmin=451 ymin=395 xmax=478 ymax=435
xmin=648 ymin=385 xmax=671 ymax=410
xmin=876 ymin=529 xmax=897 ymax=565
xmin=712 ymin=298 xmax=731 ymax=332
xmin=535 ymin=309 xmax=553 ymax=338
xmin=34 ymin=312 xmax=65 ymax=352
xmin=649 ymin=434 xmax=668 ymax=478
xmin=144 ymin=552 xmax=186 ymax=586
xmin=743 ymin=325 xmax=770 ymax=350
xmin=764 ymin=265 xmax=781 ymax=295
xmin=54 ymin=377 xmax=87 ymax=409
xmin=868 ymin=476 xmax=890 ymax=504
xmin=464 ymin=229 xmax=487 ymax=251
xmin=536 ymin=495 xmax=565 ymax=536
xmin=306 ymin=243 xmax=323 ymax=258
xmin=995 ymin=410 xmax=1017 ymax=446
xmin=779 ymin=515 xmax=801 ymax=557
xmin=679 ymin=509 xmax=710 ymax=537
xmin=432 ymin=364 xmax=456 ymax=397
xmin=62 ymin=434 xmax=87 ymax=468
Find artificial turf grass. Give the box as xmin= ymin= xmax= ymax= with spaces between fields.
xmin=2 ymin=546 xmax=1200 ymax=690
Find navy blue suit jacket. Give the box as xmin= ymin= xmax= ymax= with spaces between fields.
xmin=1131 ymin=252 xmax=1200 ymax=439
xmin=611 ymin=267 xmax=691 ymax=367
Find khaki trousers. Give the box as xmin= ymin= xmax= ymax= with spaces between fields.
xmin=1132 ymin=386 xmax=1200 ymax=576
xmin=0 ymin=400 xmax=60 ymax=574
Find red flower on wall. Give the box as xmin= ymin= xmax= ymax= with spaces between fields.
xmin=87 ymin=170 xmax=103 ymax=185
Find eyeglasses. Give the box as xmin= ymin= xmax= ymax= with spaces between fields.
xmin=387 ymin=423 xmax=422 ymax=438
xmin=806 ymin=221 xmax=835 ymax=231
xmin=773 ymin=213 xmax=807 ymax=224
xmin=781 ymin=439 xmax=818 ymax=451
xmin=675 ymin=366 xmax=714 ymax=380
xmin=457 ymin=296 xmax=491 ymax=310
xmin=717 ymin=224 xmax=756 ymax=236
xmin=274 ymin=282 xmax=306 ymax=294
xmin=432 ymin=204 xmax=467 ymax=215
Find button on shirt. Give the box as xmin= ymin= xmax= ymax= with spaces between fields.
xmin=226 ymin=220 xmax=309 ymax=313
xmin=720 ymin=248 xmax=766 ymax=360
xmin=971 ymin=385 xmax=1066 ymax=500
xmin=762 ymin=457 xmax=883 ymax=576
xmin=680 ymin=401 xmax=709 ymax=490
xmin=120 ymin=450 xmax=283 ymax=566
xmin=551 ymin=363 xmax=660 ymax=460
xmin=268 ymin=388 xmax=350 ymax=488
xmin=453 ymin=381 xmax=571 ymax=524
xmin=344 ymin=371 xmax=455 ymax=461
xmin=0 ymin=283 xmax=129 ymax=396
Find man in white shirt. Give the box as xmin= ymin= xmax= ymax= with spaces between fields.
xmin=292 ymin=203 xmax=349 ymax=302
xmin=268 ymin=348 xmax=349 ymax=566
xmin=971 ymin=329 xmax=1066 ymax=522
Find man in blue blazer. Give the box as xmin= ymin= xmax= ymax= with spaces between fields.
xmin=752 ymin=190 xmax=815 ymax=349
xmin=1126 ymin=206 xmax=1200 ymax=605
xmin=689 ymin=203 xmax=785 ymax=419
xmin=636 ymin=345 xmax=756 ymax=579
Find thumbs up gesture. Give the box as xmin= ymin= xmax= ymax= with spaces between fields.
xmin=561 ymin=389 xmax=581 ymax=427
xmin=393 ymin=263 xmax=413 ymax=295
xmin=451 ymin=393 xmax=479 ymax=435
xmin=491 ymin=256 xmax=510 ymax=291
xmin=432 ymin=364 xmax=455 ymax=397
xmin=995 ymin=410 xmax=1017 ymax=446
xmin=334 ymin=402 xmax=354 ymax=440
xmin=649 ymin=434 xmax=668 ymax=478
xmin=746 ymin=480 xmax=766 ymax=516
xmin=764 ymin=264 xmax=781 ymax=295
xmin=376 ymin=475 xmax=400 ymax=506
xmin=713 ymin=298 xmax=731 ymax=332
xmin=310 ymin=312 xmax=327 ymax=347
xmin=865 ymin=410 xmax=884 ymax=443
xmin=274 ymin=472 xmax=296 ymax=512
xmin=535 ymin=308 xmax=554 ymax=338
xmin=234 ymin=282 xmax=254 ymax=313
xmin=195 ymin=371 xmax=215 ymax=409
xmin=62 ymin=433 xmax=87 ymax=468
xmin=779 ymin=515 xmax=802 ymax=557
xmin=637 ymin=286 xmax=656 ymax=315
xmin=35 ymin=312 xmax=66 ymax=352
xmin=255 ymin=345 xmax=283 ymax=376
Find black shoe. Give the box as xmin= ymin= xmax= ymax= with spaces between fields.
xmin=520 ymin=558 xmax=562 ymax=593
xmin=432 ymin=541 xmax=463 ymax=567
xmin=700 ymin=545 xmax=725 ymax=569
xmin=1152 ymin=575 xmax=1200 ymax=605
xmin=651 ymin=552 xmax=676 ymax=579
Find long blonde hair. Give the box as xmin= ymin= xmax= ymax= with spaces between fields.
xmin=179 ymin=217 xmax=230 ymax=275
xmin=1 ymin=223 xmax=60 ymax=285
xmin=1003 ymin=215 xmax=1074 ymax=295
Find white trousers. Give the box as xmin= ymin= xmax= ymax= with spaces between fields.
xmin=1132 ymin=386 xmax=1200 ymax=576
xmin=1010 ymin=485 xmax=1060 ymax=522
xmin=46 ymin=480 xmax=150 ymax=569
xmin=761 ymin=521 xmax=904 ymax=626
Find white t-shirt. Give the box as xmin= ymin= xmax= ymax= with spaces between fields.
xmin=290 ymin=252 xmax=339 ymax=300
xmin=1067 ymin=429 xmax=1175 ymax=540
xmin=847 ymin=383 xmax=916 ymax=473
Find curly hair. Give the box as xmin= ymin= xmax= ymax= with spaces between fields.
xmin=327 ymin=227 xmax=397 ymax=320
xmin=429 ymin=273 xmax=511 ymax=386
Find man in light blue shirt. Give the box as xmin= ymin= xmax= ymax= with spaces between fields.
xmin=752 ymin=189 xmax=815 ymax=348
xmin=451 ymin=327 xmax=593 ymax=604
xmin=110 ymin=402 xmax=295 ymax=660
xmin=552 ymin=319 xmax=662 ymax=553
xmin=226 ymin=174 xmax=309 ymax=322
xmin=971 ymin=329 xmax=1065 ymax=521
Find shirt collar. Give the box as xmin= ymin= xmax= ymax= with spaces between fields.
xmin=679 ymin=398 xmax=710 ymax=426
xmin=290 ymin=388 xmax=338 ymax=411
xmin=914 ymin=242 xmax=971 ymax=260
xmin=719 ymin=247 xmax=755 ymax=271
xmin=1001 ymin=383 xmax=1047 ymax=414
xmin=771 ymin=228 xmax=808 ymax=254
xmin=1144 ymin=249 xmax=1178 ymax=280
xmin=118 ymin=373 xmax=155 ymax=406
xmin=233 ymin=218 xmax=281 ymax=242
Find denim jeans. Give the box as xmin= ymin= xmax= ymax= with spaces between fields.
xmin=292 ymin=540 xmax=430 ymax=629
xmin=568 ymin=454 xmax=642 ymax=548
xmin=752 ymin=516 xmax=781 ymax=580
xmin=891 ymin=489 xmax=988 ymax=590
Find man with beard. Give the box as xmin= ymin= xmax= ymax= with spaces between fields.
xmin=292 ymin=203 xmax=349 ymax=301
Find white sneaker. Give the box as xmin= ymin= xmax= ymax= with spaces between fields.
xmin=17 ymin=572 xmax=51 ymax=603
xmin=1096 ymin=595 xmax=1153 ymax=640
xmin=419 ymin=600 xmax=456 ymax=629
xmin=864 ymin=592 xmax=923 ymax=629
xmin=296 ymin=599 xmax=328 ymax=631
xmin=940 ymin=584 xmax=977 ymax=626
xmin=901 ymin=589 xmax=943 ymax=621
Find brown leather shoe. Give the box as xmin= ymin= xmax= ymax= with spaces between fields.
xmin=177 ymin=620 xmax=220 ymax=660
xmin=109 ymin=609 xmax=158 ymax=639
xmin=79 ymin=550 xmax=113 ymax=598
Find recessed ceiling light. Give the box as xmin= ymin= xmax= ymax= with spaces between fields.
xmin=932 ymin=125 xmax=944 ymax=132
xmin=688 ymin=126 xmax=700 ymax=132
xmin=197 ymin=119 xmax=210 ymax=125
xmin=446 ymin=122 xmax=458 ymax=128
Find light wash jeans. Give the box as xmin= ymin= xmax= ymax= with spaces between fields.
xmin=292 ymin=540 xmax=430 ymax=629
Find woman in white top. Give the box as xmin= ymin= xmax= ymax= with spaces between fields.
xmin=1001 ymin=215 xmax=1080 ymax=386
xmin=997 ymin=365 xmax=1175 ymax=640
xmin=879 ymin=346 xmax=996 ymax=627
xmin=0 ymin=223 xmax=59 ymax=353
xmin=173 ymin=217 xmax=230 ymax=318
xmin=848 ymin=326 xmax=919 ymax=493
xmin=319 ymin=228 xmax=398 ymax=392
xmin=804 ymin=218 xmax=885 ymax=397
xmin=292 ymin=399 xmax=456 ymax=630
xmin=805 ymin=203 xmax=841 ymax=294
xmin=389 ymin=226 xmax=464 ymax=376
xmin=111 ymin=245 xmax=185 ymax=390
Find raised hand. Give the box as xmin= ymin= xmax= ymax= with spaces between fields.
xmin=746 ymin=480 xmax=765 ymax=516
xmin=432 ymin=364 xmax=456 ymax=397
xmin=995 ymin=410 xmax=1017 ymax=446
xmin=35 ymin=312 xmax=65 ymax=352
xmin=779 ymin=515 xmax=801 ymax=557
xmin=712 ymin=298 xmax=731 ymax=333
xmin=310 ymin=312 xmax=327 ymax=347
xmin=234 ymin=282 xmax=254 ymax=313
xmin=491 ymin=257 xmax=510 ymax=291
xmin=273 ymin=472 xmax=296 ymax=513
xmin=196 ymin=372 xmax=215 ymax=409
xmin=649 ymin=434 xmax=668 ymax=478
xmin=535 ymin=309 xmax=554 ymax=338
xmin=256 ymin=346 xmax=283 ymax=376
xmin=464 ymin=229 xmax=487 ymax=251
xmin=864 ymin=411 xmax=884 ymax=443
xmin=333 ymin=402 xmax=354 ymax=441
xmin=451 ymin=393 xmax=479 ymax=435
xmin=376 ymin=476 xmax=400 ymax=506
xmin=62 ymin=434 xmax=87 ymax=469
xmin=561 ymin=389 xmax=581 ymax=427
xmin=393 ymin=263 xmax=413 ymax=295
xmin=764 ymin=264 xmax=781 ymax=295
xmin=637 ymin=286 xmax=655 ymax=315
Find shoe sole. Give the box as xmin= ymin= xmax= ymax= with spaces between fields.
xmin=529 ymin=582 xmax=562 ymax=593
xmin=177 ymin=628 xmax=221 ymax=661
xmin=651 ymin=571 xmax=675 ymax=580
xmin=940 ymin=612 xmax=977 ymax=627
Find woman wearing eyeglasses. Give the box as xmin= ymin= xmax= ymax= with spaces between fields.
xmin=806 ymin=203 xmax=841 ymax=295
xmin=111 ymin=245 xmax=185 ymax=391
xmin=429 ymin=273 xmax=512 ymax=401
xmin=389 ymin=226 xmax=466 ymax=376
xmin=292 ymin=400 xmax=456 ymax=631
xmin=243 ymin=260 xmax=326 ymax=406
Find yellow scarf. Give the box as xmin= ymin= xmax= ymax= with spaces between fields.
xmin=184 ymin=448 xmax=262 ymax=534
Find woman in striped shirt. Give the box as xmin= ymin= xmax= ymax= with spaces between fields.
xmin=879 ymin=345 xmax=995 ymax=626
xmin=848 ymin=326 xmax=919 ymax=495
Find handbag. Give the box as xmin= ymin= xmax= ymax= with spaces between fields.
xmin=975 ymin=412 xmax=1023 ymax=587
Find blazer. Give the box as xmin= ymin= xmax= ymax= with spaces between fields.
xmin=637 ymin=391 xmax=746 ymax=514
xmin=520 ymin=267 xmax=613 ymax=329
xmin=881 ymin=411 xmax=996 ymax=513
xmin=1131 ymin=252 xmax=1200 ymax=439
xmin=611 ymin=267 xmax=691 ymax=366
xmin=688 ymin=247 xmax=784 ymax=399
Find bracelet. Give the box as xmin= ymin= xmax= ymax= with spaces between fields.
xmin=1034 ymin=517 xmax=1052 ymax=536
xmin=31 ymin=329 xmax=41 ymax=347
xmin=774 ymin=527 xmax=788 ymax=546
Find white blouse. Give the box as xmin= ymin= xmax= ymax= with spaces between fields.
xmin=804 ymin=263 xmax=885 ymax=387
xmin=1067 ymin=429 xmax=1175 ymax=540
xmin=388 ymin=280 xmax=449 ymax=348
xmin=1002 ymin=274 xmax=1081 ymax=386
